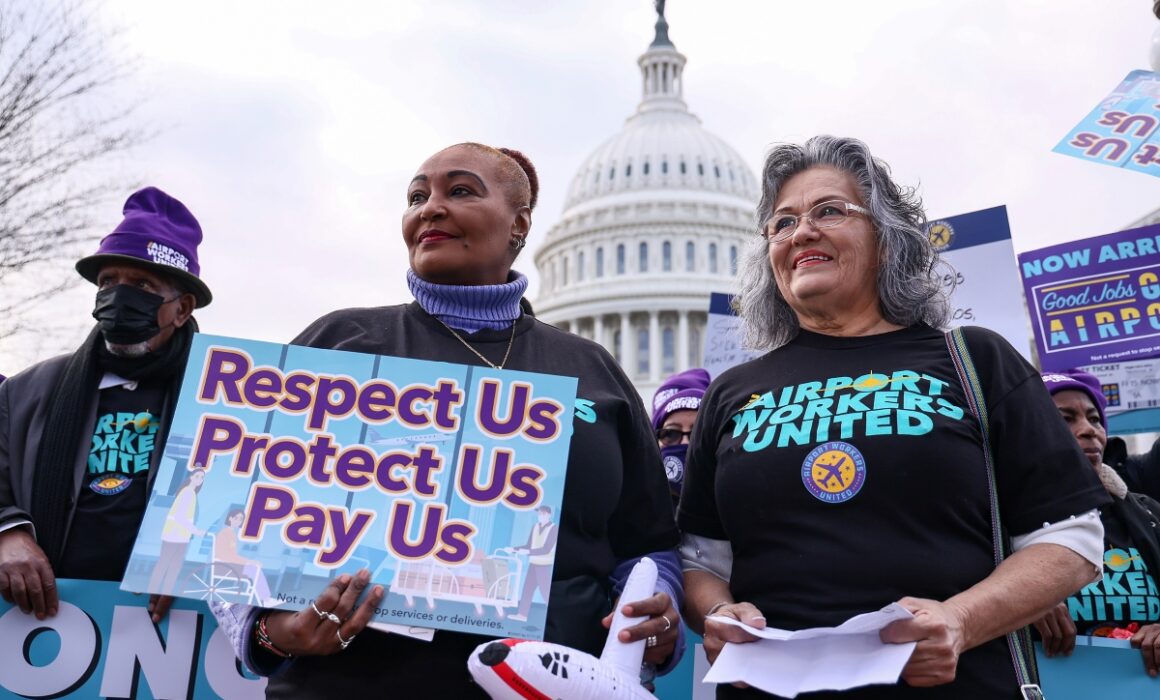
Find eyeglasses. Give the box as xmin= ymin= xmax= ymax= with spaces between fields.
xmin=763 ymin=200 xmax=870 ymax=242
xmin=657 ymin=427 xmax=694 ymax=446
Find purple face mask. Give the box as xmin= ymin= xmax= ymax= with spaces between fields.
xmin=660 ymin=444 xmax=687 ymax=506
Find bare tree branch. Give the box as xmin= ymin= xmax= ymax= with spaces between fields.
xmin=0 ymin=0 xmax=147 ymax=356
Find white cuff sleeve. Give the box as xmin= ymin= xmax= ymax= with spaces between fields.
xmin=679 ymin=533 xmax=732 ymax=582
xmin=1011 ymin=509 xmax=1104 ymax=579
xmin=0 ymin=520 xmax=34 ymax=538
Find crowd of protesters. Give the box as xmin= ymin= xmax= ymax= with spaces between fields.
xmin=2 ymin=136 xmax=1159 ymax=700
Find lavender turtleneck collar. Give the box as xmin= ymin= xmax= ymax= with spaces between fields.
xmin=407 ymin=268 xmax=527 ymax=333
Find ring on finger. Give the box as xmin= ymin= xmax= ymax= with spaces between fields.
xmin=660 ymin=614 xmax=673 ymax=633
xmin=337 ymin=628 xmax=356 ymax=650
xmin=312 ymin=601 xmax=342 ymax=625
xmin=646 ymin=634 xmax=658 ymax=649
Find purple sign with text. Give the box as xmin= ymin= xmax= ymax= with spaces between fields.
xmin=1018 ymin=223 xmax=1160 ymax=371
xmin=1052 ymin=69 xmax=1160 ymax=177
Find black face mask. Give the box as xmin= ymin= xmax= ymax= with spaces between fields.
xmin=92 ymin=284 xmax=171 ymax=345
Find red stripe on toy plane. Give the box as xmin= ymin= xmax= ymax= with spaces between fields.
xmin=492 ymin=639 xmax=551 ymax=700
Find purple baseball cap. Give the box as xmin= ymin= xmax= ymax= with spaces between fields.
xmin=1042 ymin=369 xmax=1107 ymax=429
xmin=652 ymin=368 xmax=711 ymax=430
xmin=75 ymin=187 xmax=212 ymax=307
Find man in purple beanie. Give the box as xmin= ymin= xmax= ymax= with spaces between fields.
xmin=0 ymin=187 xmax=211 ymax=622
xmin=652 ymin=368 xmax=711 ymax=509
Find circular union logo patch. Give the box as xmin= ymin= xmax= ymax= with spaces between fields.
xmin=90 ymin=473 xmax=132 ymax=496
xmin=801 ymin=441 xmax=866 ymax=504
xmin=926 ymin=221 xmax=954 ymax=251
xmin=663 ymin=454 xmax=684 ymax=483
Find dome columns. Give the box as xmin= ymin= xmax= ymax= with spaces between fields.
xmin=620 ymin=313 xmax=636 ymax=377
xmin=556 ymin=308 xmax=705 ymax=389
xmin=637 ymin=47 xmax=688 ymax=115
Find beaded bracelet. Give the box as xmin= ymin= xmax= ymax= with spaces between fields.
xmin=254 ymin=611 xmax=292 ymax=658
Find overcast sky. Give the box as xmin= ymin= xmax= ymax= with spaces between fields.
xmin=2 ymin=0 xmax=1158 ymax=371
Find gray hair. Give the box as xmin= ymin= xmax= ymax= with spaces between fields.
xmin=737 ymin=135 xmax=948 ymax=350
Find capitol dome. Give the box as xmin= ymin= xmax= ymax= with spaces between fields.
xmin=563 ymin=100 xmax=759 ymax=210
xmin=534 ymin=6 xmax=758 ymax=399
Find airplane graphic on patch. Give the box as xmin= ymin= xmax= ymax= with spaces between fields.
xmin=815 ymin=458 xmax=852 ymax=489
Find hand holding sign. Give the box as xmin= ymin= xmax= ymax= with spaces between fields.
xmin=1131 ymin=624 xmax=1160 ymax=677
xmin=0 ymin=528 xmax=57 ymax=620
xmin=265 ymin=569 xmax=384 ymax=657
xmin=1033 ymin=603 xmax=1076 ymax=658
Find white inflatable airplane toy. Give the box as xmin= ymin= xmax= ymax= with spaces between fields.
xmin=467 ymin=557 xmax=658 ymax=700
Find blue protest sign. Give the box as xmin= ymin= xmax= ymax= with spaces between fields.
xmin=1036 ymin=637 xmax=1159 ymax=698
xmin=121 ymin=334 xmax=577 ymax=641
xmin=0 ymin=578 xmax=264 ymax=699
xmin=1053 ymin=69 xmax=1160 ymax=177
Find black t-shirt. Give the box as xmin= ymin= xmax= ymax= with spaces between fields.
xmin=57 ymin=379 xmax=165 ymax=580
xmin=679 ymin=325 xmax=1108 ymax=699
xmin=1067 ymin=501 xmax=1160 ymax=636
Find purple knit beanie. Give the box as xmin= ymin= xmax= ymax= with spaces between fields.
xmin=652 ymin=368 xmax=711 ymax=430
xmin=1041 ymin=369 xmax=1107 ymax=429
xmin=75 ymin=187 xmax=212 ymax=307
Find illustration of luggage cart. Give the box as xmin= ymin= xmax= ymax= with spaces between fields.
xmin=390 ymin=549 xmax=523 ymax=616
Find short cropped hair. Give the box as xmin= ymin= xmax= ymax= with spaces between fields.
xmin=451 ymin=142 xmax=539 ymax=211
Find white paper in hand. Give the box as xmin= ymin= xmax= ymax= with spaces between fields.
xmin=702 ymin=603 xmax=917 ymax=698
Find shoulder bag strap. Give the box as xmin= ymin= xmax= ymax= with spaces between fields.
xmin=944 ymin=327 xmax=1041 ymax=694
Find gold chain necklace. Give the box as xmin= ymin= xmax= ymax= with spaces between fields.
xmin=436 ymin=318 xmax=517 ymax=370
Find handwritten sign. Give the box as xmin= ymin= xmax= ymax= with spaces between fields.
xmin=926 ymin=205 xmax=1031 ymax=359
xmin=1053 ymin=69 xmax=1160 ymax=178
xmin=702 ymin=293 xmax=760 ymax=379
xmin=122 ymin=334 xmax=577 ymax=640
xmin=1018 ymin=223 xmax=1160 ymax=371
xmin=0 ymin=579 xmax=263 ymax=700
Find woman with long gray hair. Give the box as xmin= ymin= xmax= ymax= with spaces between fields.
xmin=678 ymin=135 xmax=1109 ymax=698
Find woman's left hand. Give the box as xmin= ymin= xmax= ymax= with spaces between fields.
xmin=1131 ymin=623 xmax=1160 ymax=677
xmin=880 ymin=597 xmax=967 ymax=687
xmin=601 ymin=591 xmax=680 ymax=665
